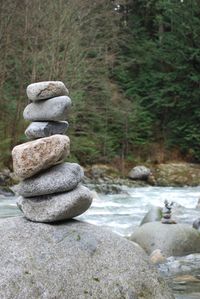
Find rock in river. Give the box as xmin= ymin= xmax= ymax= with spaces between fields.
xmin=23 ymin=96 xmax=71 ymax=122
xmin=140 ymin=206 xmax=162 ymax=226
xmin=26 ymin=81 xmax=69 ymax=101
xmin=25 ymin=121 xmax=69 ymax=139
xmin=130 ymin=222 xmax=200 ymax=257
xmin=0 ymin=217 xmax=174 ymax=299
xmin=128 ymin=165 xmax=151 ymax=180
xmin=17 ymin=184 xmax=93 ymax=222
xmin=12 ymin=135 xmax=70 ymax=179
xmin=14 ymin=163 xmax=84 ymax=197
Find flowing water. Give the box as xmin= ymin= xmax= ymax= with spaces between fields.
xmin=1 ymin=186 xmax=200 ymax=299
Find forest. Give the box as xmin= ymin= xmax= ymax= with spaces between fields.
xmin=0 ymin=0 xmax=200 ymax=170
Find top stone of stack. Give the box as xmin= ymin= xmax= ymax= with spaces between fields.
xmin=26 ymin=81 xmax=69 ymax=101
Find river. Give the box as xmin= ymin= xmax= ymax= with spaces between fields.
xmin=1 ymin=186 xmax=200 ymax=299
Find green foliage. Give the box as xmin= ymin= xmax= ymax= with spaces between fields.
xmin=1 ymin=0 xmax=200 ymax=167
xmin=114 ymin=0 xmax=200 ymax=161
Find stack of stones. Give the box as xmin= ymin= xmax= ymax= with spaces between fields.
xmin=12 ymin=81 xmax=93 ymax=223
xmin=161 ymin=200 xmax=176 ymax=224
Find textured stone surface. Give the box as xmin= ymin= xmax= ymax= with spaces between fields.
xmin=128 ymin=165 xmax=151 ymax=180
xmin=12 ymin=135 xmax=70 ymax=179
xmin=26 ymin=81 xmax=69 ymax=101
xmin=153 ymin=162 xmax=200 ymax=187
xmin=25 ymin=121 xmax=69 ymax=139
xmin=17 ymin=184 xmax=93 ymax=222
xmin=23 ymin=96 xmax=71 ymax=121
xmin=13 ymin=163 xmax=84 ymax=197
xmin=0 ymin=217 xmax=174 ymax=299
xmin=140 ymin=206 xmax=162 ymax=226
xmin=130 ymin=222 xmax=200 ymax=257
xmin=150 ymin=249 xmax=167 ymax=265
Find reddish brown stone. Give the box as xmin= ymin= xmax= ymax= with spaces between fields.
xmin=12 ymin=135 xmax=70 ymax=179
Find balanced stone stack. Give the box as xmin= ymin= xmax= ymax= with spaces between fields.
xmin=161 ymin=200 xmax=176 ymax=224
xmin=12 ymin=81 xmax=93 ymax=222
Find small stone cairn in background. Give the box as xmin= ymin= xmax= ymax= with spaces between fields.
xmin=12 ymin=81 xmax=93 ymax=222
xmin=161 ymin=200 xmax=176 ymax=224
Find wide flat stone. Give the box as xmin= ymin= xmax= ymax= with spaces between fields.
xmin=17 ymin=184 xmax=93 ymax=222
xmin=12 ymin=135 xmax=70 ymax=179
xmin=13 ymin=163 xmax=84 ymax=197
xmin=26 ymin=81 xmax=69 ymax=101
xmin=0 ymin=217 xmax=174 ymax=299
xmin=23 ymin=96 xmax=71 ymax=121
xmin=25 ymin=121 xmax=69 ymax=139
xmin=130 ymin=222 xmax=200 ymax=257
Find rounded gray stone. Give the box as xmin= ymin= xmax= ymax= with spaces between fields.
xmin=140 ymin=206 xmax=162 ymax=226
xmin=0 ymin=217 xmax=174 ymax=299
xmin=128 ymin=166 xmax=151 ymax=180
xmin=25 ymin=121 xmax=69 ymax=139
xmin=23 ymin=96 xmax=71 ymax=122
xmin=130 ymin=222 xmax=200 ymax=257
xmin=13 ymin=163 xmax=84 ymax=197
xmin=17 ymin=184 xmax=93 ymax=222
xmin=26 ymin=81 xmax=69 ymax=101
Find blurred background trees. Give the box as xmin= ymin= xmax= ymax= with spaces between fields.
xmin=0 ymin=0 xmax=200 ymax=169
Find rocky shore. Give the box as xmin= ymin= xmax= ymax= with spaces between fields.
xmin=1 ymin=162 xmax=200 ymax=195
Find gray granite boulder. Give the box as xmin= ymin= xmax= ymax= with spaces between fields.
xmin=130 ymin=222 xmax=200 ymax=257
xmin=13 ymin=163 xmax=84 ymax=197
xmin=0 ymin=217 xmax=174 ymax=299
xmin=17 ymin=184 xmax=93 ymax=222
xmin=25 ymin=121 xmax=69 ymax=139
xmin=26 ymin=81 xmax=69 ymax=101
xmin=140 ymin=206 xmax=162 ymax=226
xmin=12 ymin=135 xmax=70 ymax=179
xmin=23 ymin=96 xmax=71 ymax=121
xmin=128 ymin=165 xmax=151 ymax=180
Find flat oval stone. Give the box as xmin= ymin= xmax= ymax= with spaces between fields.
xmin=13 ymin=163 xmax=84 ymax=197
xmin=12 ymin=135 xmax=70 ymax=179
xmin=26 ymin=81 xmax=69 ymax=101
xmin=23 ymin=96 xmax=71 ymax=121
xmin=25 ymin=121 xmax=69 ymax=139
xmin=17 ymin=185 xmax=93 ymax=222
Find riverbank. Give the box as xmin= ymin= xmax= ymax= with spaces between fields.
xmin=1 ymin=162 xmax=200 ymax=194
xmin=83 ymin=162 xmax=200 ymax=193
xmin=1 ymin=186 xmax=200 ymax=298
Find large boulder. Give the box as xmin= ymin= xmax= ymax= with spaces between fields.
xmin=17 ymin=185 xmax=93 ymax=222
xmin=26 ymin=81 xmax=69 ymax=101
xmin=13 ymin=163 xmax=84 ymax=197
xmin=128 ymin=166 xmax=151 ymax=180
xmin=140 ymin=206 xmax=162 ymax=226
xmin=0 ymin=217 xmax=174 ymax=299
xmin=12 ymin=135 xmax=70 ymax=179
xmin=130 ymin=222 xmax=200 ymax=257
